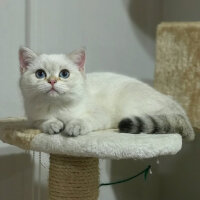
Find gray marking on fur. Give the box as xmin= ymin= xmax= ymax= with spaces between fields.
xmin=119 ymin=114 xmax=194 ymax=139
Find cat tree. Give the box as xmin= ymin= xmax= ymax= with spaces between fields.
xmin=0 ymin=119 xmax=182 ymax=199
xmin=0 ymin=22 xmax=199 ymax=200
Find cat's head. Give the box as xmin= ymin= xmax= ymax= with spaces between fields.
xmin=19 ymin=47 xmax=86 ymax=103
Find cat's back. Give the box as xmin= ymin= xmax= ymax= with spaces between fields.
xmin=86 ymin=72 xmax=139 ymax=91
xmin=86 ymin=72 xmax=157 ymax=97
xmin=85 ymin=72 xmax=179 ymax=115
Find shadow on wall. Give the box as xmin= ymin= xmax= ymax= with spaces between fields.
xmin=110 ymin=158 xmax=161 ymax=200
xmin=122 ymin=0 xmax=163 ymax=59
xmin=0 ymin=151 xmax=48 ymax=200
xmin=122 ymin=0 xmax=162 ymax=39
xmin=121 ymin=0 xmax=200 ymax=63
xmin=110 ymin=134 xmax=200 ymax=200
xmin=157 ymin=134 xmax=200 ymax=200
xmin=123 ymin=0 xmax=200 ymax=42
xmin=0 ymin=153 xmax=33 ymax=200
xmin=162 ymin=0 xmax=200 ymax=21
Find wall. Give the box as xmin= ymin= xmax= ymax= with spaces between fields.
xmin=0 ymin=0 xmax=25 ymax=118
xmin=0 ymin=1 xmax=30 ymax=199
xmin=0 ymin=0 xmax=199 ymax=200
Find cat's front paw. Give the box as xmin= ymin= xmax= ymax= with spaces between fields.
xmin=41 ymin=119 xmax=64 ymax=135
xmin=62 ymin=119 xmax=90 ymax=137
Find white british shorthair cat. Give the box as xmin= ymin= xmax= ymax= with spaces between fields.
xmin=19 ymin=47 xmax=195 ymax=141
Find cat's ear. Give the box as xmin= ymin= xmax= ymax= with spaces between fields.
xmin=19 ymin=47 xmax=37 ymax=73
xmin=68 ymin=48 xmax=86 ymax=71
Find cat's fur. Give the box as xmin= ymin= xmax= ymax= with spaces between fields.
xmin=19 ymin=47 xmax=195 ymax=141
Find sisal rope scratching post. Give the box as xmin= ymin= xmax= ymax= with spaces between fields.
xmin=49 ymin=155 xmax=99 ymax=200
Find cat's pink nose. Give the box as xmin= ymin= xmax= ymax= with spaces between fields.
xmin=48 ymin=79 xmax=57 ymax=86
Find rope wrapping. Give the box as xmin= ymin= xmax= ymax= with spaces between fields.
xmin=49 ymin=155 xmax=99 ymax=200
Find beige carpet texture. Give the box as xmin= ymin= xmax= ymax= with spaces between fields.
xmin=155 ymin=22 xmax=200 ymax=132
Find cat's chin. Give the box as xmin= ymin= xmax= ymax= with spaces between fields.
xmin=47 ymin=90 xmax=61 ymax=97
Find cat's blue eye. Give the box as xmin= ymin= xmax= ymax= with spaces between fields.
xmin=35 ymin=69 xmax=46 ymax=79
xmin=59 ymin=69 xmax=70 ymax=79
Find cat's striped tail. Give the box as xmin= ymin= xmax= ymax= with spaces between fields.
xmin=118 ymin=114 xmax=195 ymax=141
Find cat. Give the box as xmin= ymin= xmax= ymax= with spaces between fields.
xmin=19 ymin=47 xmax=195 ymax=141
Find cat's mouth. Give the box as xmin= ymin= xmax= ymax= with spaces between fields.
xmin=47 ymin=87 xmax=59 ymax=94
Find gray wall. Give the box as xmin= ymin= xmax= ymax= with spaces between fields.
xmin=0 ymin=0 xmax=199 ymax=200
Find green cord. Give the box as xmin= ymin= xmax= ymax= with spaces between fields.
xmin=99 ymin=165 xmax=151 ymax=188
